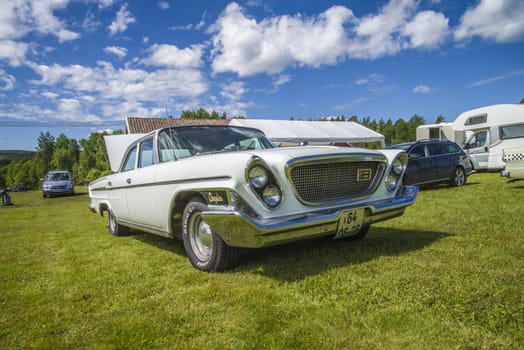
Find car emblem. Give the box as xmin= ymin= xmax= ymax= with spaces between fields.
xmin=357 ymin=168 xmax=372 ymax=181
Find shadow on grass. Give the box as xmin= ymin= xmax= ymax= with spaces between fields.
xmin=237 ymin=227 xmax=450 ymax=281
xmin=417 ymin=181 xmax=481 ymax=192
xmin=128 ymin=227 xmax=450 ymax=280
xmin=132 ymin=232 xmax=185 ymax=255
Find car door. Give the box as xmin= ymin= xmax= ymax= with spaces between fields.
xmin=406 ymin=144 xmax=433 ymax=184
xmin=464 ymin=130 xmax=489 ymax=170
xmin=107 ymin=144 xmax=138 ymax=221
xmin=124 ymin=137 xmax=161 ymax=229
xmin=427 ymin=143 xmax=453 ymax=181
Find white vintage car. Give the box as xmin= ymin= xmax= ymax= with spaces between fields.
xmin=88 ymin=125 xmax=418 ymax=271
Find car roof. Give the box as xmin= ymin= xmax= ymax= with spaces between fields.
xmin=386 ymin=139 xmax=455 ymax=150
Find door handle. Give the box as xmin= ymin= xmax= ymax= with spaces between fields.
xmin=126 ymin=178 xmax=132 ymax=184
xmin=107 ymin=181 xmax=112 ymax=187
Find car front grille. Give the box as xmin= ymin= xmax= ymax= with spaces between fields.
xmin=288 ymin=160 xmax=384 ymax=204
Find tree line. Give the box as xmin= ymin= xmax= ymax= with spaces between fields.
xmin=0 ymin=110 xmax=426 ymax=190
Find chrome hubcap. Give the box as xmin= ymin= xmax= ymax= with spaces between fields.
xmin=189 ymin=214 xmax=213 ymax=262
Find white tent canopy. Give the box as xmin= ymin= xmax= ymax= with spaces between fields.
xmin=230 ymin=119 xmax=385 ymax=146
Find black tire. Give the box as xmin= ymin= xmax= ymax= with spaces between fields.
xmin=346 ymin=225 xmax=371 ymax=241
xmin=182 ymin=196 xmax=240 ymax=272
xmin=450 ymin=167 xmax=466 ymax=187
xmin=107 ymin=209 xmax=130 ymax=236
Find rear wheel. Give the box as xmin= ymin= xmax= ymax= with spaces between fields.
xmin=182 ymin=196 xmax=240 ymax=272
xmin=450 ymin=167 xmax=466 ymax=187
xmin=107 ymin=210 xmax=130 ymax=236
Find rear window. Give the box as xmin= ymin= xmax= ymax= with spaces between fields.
xmin=445 ymin=143 xmax=461 ymax=153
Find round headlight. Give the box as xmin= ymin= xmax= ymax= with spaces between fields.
xmin=262 ymin=185 xmax=282 ymax=207
xmin=248 ymin=165 xmax=268 ymax=189
xmin=392 ymin=158 xmax=404 ymax=175
xmin=385 ymin=175 xmax=397 ymax=192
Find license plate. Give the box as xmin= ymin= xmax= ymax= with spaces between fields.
xmin=335 ymin=209 xmax=364 ymax=239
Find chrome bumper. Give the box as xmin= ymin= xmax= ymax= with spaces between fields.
xmin=88 ymin=202 xmax=97 ymax=213
xmin=202 ymin=186 xmax=418 ymax=248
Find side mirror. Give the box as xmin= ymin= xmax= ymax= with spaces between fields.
xmin=409 ymin=153 xmax=421 ymax=160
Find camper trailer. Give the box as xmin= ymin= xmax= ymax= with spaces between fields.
xmin=416 ymin=122 xmax=463 ymax=144
xmin=417 ymin=104 xmax=524 ymax=171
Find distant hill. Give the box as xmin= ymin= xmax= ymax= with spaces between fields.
xmin=0 ymin=150 xmax=35 ymax=167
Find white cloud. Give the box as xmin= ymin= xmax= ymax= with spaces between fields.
xmin=0 ymin=40 xmax=29 ymax=67
xmin=109 ymin=3 xmax=136 ymax=36
xmin=355 ymin=74 xmax=384 ymax=86
xmin=97 ymin=0 xmax=115 ymax=9
xmin=42 ymin=91 xmax=59 ymax=99
xmin=468 ymin=69 xmax=524 ymax=87
xmin=58 ymin=98 xmax=80 ymax=113
xmin=220 ymin=81 xmax=247 ymax=101
xmin=30 ymin=0 xmax=80 ymax=42
xmin=0 ymin=0 xmax=81 ymax=43
xmin=143 ymin=44 xmax=204 ymax=68
xmin=413 ymin=85 xmax=434 ymax=93
xmin=210 ymin=3 xmax=355 ymax=76
xmin=348 ymin=0 xmax=417 ymax=59
xmin=402 ymin=11 xmax=449 ymax=49
xmin=455 ymin=0 xmax=524 ymax=43
xmin=334 ymin=97 xmax=371 ymax=111
xmin=104 ymin=46 xmax=128 ymax=58
xmin=0 ymin=69 xmax=16 ymax=90
xmin=30 ymin=61 xmax=209 ymax=106
xmin=272 ymin=74 xmax=291 ymax=89
xmin=210 ymin=0 xmax=451 ymax=76
xmin=158 ymin=2 xmax=170 ymax=10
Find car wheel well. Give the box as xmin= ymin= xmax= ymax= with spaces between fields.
xmin=98 ymin=203 xmax=109 ymax=216
xmin=171 ymin=191 xmax=205 ymax=239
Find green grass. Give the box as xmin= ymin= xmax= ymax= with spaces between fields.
xmin=0 ymin=173 xmax=522 ymax=349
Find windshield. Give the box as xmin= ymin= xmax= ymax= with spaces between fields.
xmin=157 ymin=126 xmax=275 ymax=162
xmin=45 ymin=172 xmax=70 ymax=181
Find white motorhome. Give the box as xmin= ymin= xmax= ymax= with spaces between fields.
xmin=457 ymin=104 xmax=524 ymax=171
xmin=417 ymin=104 xmax=524 ymax=171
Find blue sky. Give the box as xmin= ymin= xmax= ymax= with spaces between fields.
xmin=0 ymin=0 xmax=523 ymax=150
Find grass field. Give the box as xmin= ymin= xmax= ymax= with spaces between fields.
xmin=0 ymin=173 xmax=522 ymax=349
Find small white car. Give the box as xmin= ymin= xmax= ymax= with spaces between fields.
xmin=501 ymin=147 xmax=524 ymax=181
xmin=42 ymin=170 xmax=75 ymax=198
xmin=88 ymin=125 xmax=418 ymax=271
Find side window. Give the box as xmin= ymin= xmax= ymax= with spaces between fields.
xmin=122 ymin=146 xmax=137 ymax=172
xmin=466 ymin=131 xmax=487 ymax=149
xmin=428 ymin=143 xmax=447 ymax=156
xmin=500 ymin=123 xmax=524 ymax=140
xmin=139 ymin=138 xmax=154 ymax=168
xmin=410 ymin=144 xmax=427 ymax=158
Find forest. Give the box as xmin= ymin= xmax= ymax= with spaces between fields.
xmin=0 ymin=111 xmax=426 ymax=190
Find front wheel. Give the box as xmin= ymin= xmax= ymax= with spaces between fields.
xmin=182 ymin=197 xmax=240 ymax=272
xmin=450 ymin=167 xmax=466 ymax=187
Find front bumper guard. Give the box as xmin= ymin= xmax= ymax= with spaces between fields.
xmin=202 ymin=185 xmax=418 ymax=248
